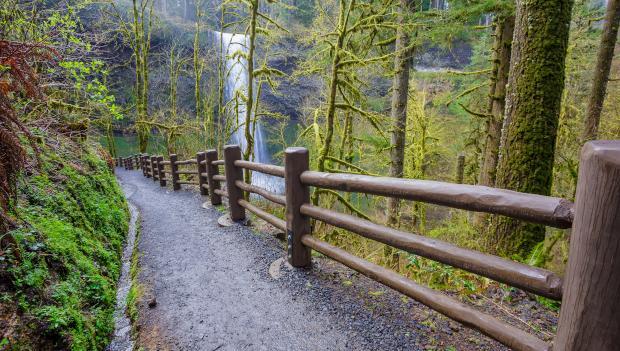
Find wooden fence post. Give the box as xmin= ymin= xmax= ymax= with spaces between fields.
xmin=170 ymin=154 xmax=181 ymax=191
xmin=149 ymin=156 xmax=157 ymax=181
xmin=224 ymin=145 xmax=245 ymax=221
xmin=555 ymin=141 xmax=620 ymax=351
xmin=206 ymin=150 xmax=222 ymax=206
xmin=194 ymin=152 xmax=206 ymax=195
xmin=455 ymin=153 xmax=465 ymax=184
xmin=129 ymin=156 xmax=135 ymax=170
xmin=151 ymin=156 xmax=158 ymax=181
xmin=145 ymin=155 xmax=151 ymax=178
xmin=285 ymin=147 xmax=312 ymax=267
xmin=141 ymin=155 xmax=147 ymax=176
xmin=157 ymin=155 xmax=166 ymax=187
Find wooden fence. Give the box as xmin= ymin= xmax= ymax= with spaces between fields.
xmin=116 ymin=140 xmax=620 ymax=351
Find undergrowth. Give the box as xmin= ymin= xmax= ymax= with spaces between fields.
xmin=126 ymin=216 xmax=142 ymax=332
xmin=0 ymin=133 xmax=129 ymax=350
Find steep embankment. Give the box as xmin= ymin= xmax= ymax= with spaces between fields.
xmin=0 ymin=136 xmax=129 ymax=350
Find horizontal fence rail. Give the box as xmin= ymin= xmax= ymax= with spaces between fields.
xmin=301 ymin=235 xmax=551 ymax=351
xmin=300 ymin=203 xmax=563 ymax=299
xmin=123 ymin=140 xmax=620 ymax=351
xmin=234 ymin=160 xmax=285 ymax=178
xmin=235 ymin=181 xmax=286 ymax=206
xmin=300 ymin=172 xmax=574 ymax=228
xmin=238 ymin=199 xmax=286 ymax=232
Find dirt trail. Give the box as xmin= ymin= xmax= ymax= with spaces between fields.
xmin=115 ymin=169 xmax=512 ymax=351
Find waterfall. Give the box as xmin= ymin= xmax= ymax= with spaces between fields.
xmin=212 ymin=30 xmax=283 ymax=193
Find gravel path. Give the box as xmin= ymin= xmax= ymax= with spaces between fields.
xmin=116 ymin=169 xmax=517 ymax=351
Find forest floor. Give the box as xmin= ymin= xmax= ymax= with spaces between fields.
xmin=115 ymin=169 xmax=555 ymax=351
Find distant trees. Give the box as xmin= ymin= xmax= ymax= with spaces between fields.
xmin=489 ymin=0 xmax=575 ymax=257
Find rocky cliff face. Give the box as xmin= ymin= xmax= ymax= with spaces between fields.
xmin=414 ymin=40 xmax=473 ymax=70
xmin=259 ymin=37 xmax=322 ymax=121
xmin=259 ymin=36 xmax=472 ymax=122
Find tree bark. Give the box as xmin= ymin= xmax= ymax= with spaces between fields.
xmin=582 ymin=0 xmax=620 ymax=142
xmin=386 ymin=0 xmax=414 ymax=228
xmin=474 ymin=15 xmax=514 ymax=227
xmin=478 ymin=16 xmax=514 ymax=189
xmin=243 ymin=0 xmax=259 ymax=186
xmin=314 ymin=1 xmax=347 ymax=176
xmin=490 ymin=0 xmax=574 ymax=258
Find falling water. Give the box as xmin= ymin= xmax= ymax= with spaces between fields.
xmin=212 ymin=30 xmax=284 ymax=193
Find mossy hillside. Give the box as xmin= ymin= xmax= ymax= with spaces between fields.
xmin=1 ymin=139 xmax=129 ymax=350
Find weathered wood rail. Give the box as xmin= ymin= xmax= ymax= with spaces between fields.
xmin=116 ymin=140 xmax=620 ymax=351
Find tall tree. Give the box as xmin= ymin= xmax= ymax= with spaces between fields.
xmin=112 ymin=0 xmax=155 ymax=153
xmin=474 ymin=14 xmax=515 ymax=227
xmin=303 ymin=0 xmax=396 ymax=205
xmin=193 ymin=0 xmax=206 ymax=139
xmin=386 ymin=0 xmax=415 ymax=228
xmin=477 ymin=15 xmax=514 ymax=189
xmin=490 ymin=0 xmax=575 ymax=258
xmin=582 ymin=0 xmax=620 ymax=142
xmin=224 ymin=0 xmax=284 ymax=186
xmin=244 ymin=0 xmax=259 ymax=174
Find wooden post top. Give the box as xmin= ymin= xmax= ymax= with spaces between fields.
xmin=581 ymin=140 xmax=620 ymax=163
xmin=285 ymin=147 xmax=308 ymax=154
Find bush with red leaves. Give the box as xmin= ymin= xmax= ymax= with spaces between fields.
xmin=0 ymin=41 xmax=56 ymax=234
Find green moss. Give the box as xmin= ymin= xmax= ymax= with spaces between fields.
xmin=3 ymin=139 xmax=129 ymax=350
xmin=490 ymin=0 xmax=575 ymax=258
xmin=126 ymin=217 xmax=142 ymax=329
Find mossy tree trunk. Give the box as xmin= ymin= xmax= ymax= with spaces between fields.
xmin=489 ymin=0 xmax=574 ymax=258
xmin=129 ymin=0 xmax=153 ymax=153
xmin=314 ymin=0 xmax=347 ymax=177
xmin=217 ymin=4 xmax=226 ymax=155
xmin=582 ymin=0 xmax=619 ymax=142
xmin=478 ymin=15 xmax=514 ymax=189
xmin=474 ymin=15 xmax=514 ymax=227
xmin=193 ymin=1 xmax=203 ymax=126
xmin=385 ymin=0 xmax=415 ymax=269
xmin=242 ymin=0 xmax=258 ymax=186
xmin=386 ymin=0 xmax=415 ymax=229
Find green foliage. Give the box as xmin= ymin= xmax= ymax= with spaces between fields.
xmin=59 ymin=60 xmax=123 ymax=120
xmin=401 ymin=211 xmax=490 ymax=294
xmin=2 ymin=137 xmax=129 ymax=350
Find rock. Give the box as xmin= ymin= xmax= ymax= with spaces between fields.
xmin=268 ymin=257 xmax=286 ymax=280
xmin=449 ymin=322 xmax=461 ymax=332
xmin=217 ymin=214 xmax=234 ymax=227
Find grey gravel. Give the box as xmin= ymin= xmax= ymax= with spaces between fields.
xmin=116 ymin=169 xmax=434 ymax=351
